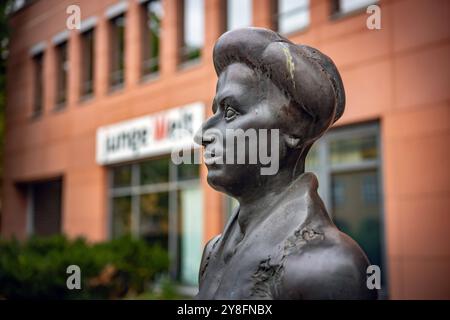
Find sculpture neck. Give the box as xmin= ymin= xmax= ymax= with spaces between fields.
xmin=236 ymin=158 xmax=306 ymax=235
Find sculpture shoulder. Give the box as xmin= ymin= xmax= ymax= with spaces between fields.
xmin=279 ymin=228 xmax=377 ymax=300
xmin=198 ymin=234 xmax=222 ymax=283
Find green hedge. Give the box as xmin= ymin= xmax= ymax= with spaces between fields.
xmin=0 ymin=235 xmax=169 ymax=299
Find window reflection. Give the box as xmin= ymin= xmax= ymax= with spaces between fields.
xmin=109 ymin=14 xmax=126 ymax=88
xmin=141 ymin=0 xmax=162 ymax=76
xmin=111 ymin=196 xmax=132 ymax=238
xmin=276 ymin=0 xmax=310 ymax=34
xmin=140 ymin=157 xmax=169 ymax=185
xmin=81 ymin=28 xmax=95 ymax=97
xmin=112 ymin=164 xmax=132 ymax=188
xmin=333 ymin=0 xmax=378 ymax=15
xmin=140 ymin=192 xmax=169 ymax=249
xmin=32 ymin=52 xmax=44 ymax=117
xmin=330 ymin=134 xmax=378 ymax=165
xmin=180 ymin=0 xmax=204 ymax=63
xmin=332 ymin=169 xmax=382 ymax=267
xmin=55 ymin=41 xmax=68 ymax=107
xmin=304 ymin=125 xmax=384 ymax=279
xmin=227 ymin=0 xmax=252 ymax=31
xmin=109 ymin=156 xmax=201 ymax=285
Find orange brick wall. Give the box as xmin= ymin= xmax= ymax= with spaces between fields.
xmin=3 ymin=0 xmax=450 ymax=299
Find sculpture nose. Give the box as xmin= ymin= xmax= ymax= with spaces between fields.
xmin=193 ymin=127 xmax=214 ymax=147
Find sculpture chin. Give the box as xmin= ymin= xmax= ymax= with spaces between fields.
xmin=205 ymin=164 xmax=245 ymax=197
xmin=206 ymin=167 xmax=231 ymax=193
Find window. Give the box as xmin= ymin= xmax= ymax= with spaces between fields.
xmin=179 ymin=0 xmax=204 ymax=64
xmin=80 ymin=28 xmax=95 ymax=98
xmin=276 ymin=0 xmax=310 ymax=34
xmin=332 ymin=0 xmax=378 ymax=15
xmin=305 ymin=124 xmax=384 ymax=275
xmin=55 ymin=41 xmax=68 ymax=108
xmin=32 ymin=52 xmax=44 ymax=117
xmin=224 ymin=123 xmax=385 ymax=287
xmin=141 ymin=0 xmax=163 ymax=77
xmin=224 ymin=195 xmax=239 ymax=226
xmin=109 ymin=156 xmax=202 ymax=285
xmin=226 ymin=0 xmax=252 ymax=31
xmin=26 ymin=178 xmax=62 ymax=236
xmin=109 ymin=14 xmax=126 ymax=89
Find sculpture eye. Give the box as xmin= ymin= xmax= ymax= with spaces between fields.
xmin=224 ymin=106 xmax=238 ymax=121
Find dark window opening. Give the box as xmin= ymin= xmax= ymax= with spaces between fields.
xmin=109 ymin=14 xmax=126 ymax=89
xmin=81 ymin=28 xmax=95 ymax=98
xmin=141 ymin=0 xmax=162 ymax=77
xmin=32 ymin=52 xmax=44 ymax=118
xmin=30 ymin=178 xmax=63 ymax=236
xmin=55 ymin=41 xmax=68 ymax=108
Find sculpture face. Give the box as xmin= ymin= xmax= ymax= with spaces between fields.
xmin=198 ymin=62 xmax=292 ymax=197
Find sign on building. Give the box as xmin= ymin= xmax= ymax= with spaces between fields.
xmin=96 ymin=102 xmax=205 ymax=165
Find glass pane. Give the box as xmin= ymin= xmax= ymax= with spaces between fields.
xmin=227 ymin=0 xmax=252 ymax=30
xmin=180 ymin=187 xmax=203 ymax=285
xmin=33 ymin=53 xmax=44 ymax=115
xmin=110 ymin=14 xmax=126 ymax=86
xmin=81 ymin=29 xmax=95 ymax=95
xmin=182 ymin=0 xmax=204 ymax=61
xmin=339 ymin=0 xmax=377 ymax=14
xmin=111 ymin=196 xmax=132 ymax=238
xmin=139 ymin=192 xmax=169 ymax=249
xmin=331 ymin=169 xmax=382 ymax=267
xmin=33 ymin=179 xmax=62 ymax=236
xmin=330 ymin=134 xmax=377 ymax=165
xmin=142 ymin=0 xmax=162 ymax=75
xmin=225 ymin=196 xmax=239 ymax=224
xmin=177 ymin=163 xmax=199 ymax=181
xmin=112 ymin=165 xmax=132 ymax=188
xmin=56 ymin=42 xmax=68 ymax=105
xmin=305 ymin=143 xmax=320 ymax=170
xmin=140 ymin=158 xmax=169 ymax=185
xmin=278 ymin=0 xmax=309 ymax=34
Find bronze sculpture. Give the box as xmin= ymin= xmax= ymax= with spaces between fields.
xmin=194 ymin=27 xmax=377 ymax=300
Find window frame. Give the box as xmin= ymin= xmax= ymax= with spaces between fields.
xmin=107 ymin=155 xmax=201 ymax=280
xmin=178 ymin=0 xmax=204 ymax=67
xmin=140 ymin=0 xmax=163 ymax=79
xmin=108 ymin=13 xmax=126 ymax=91
xmin=224 ymin=122 xmax=388 ymax=297
xmin=307 ymin=122 xmax=388 ymax=297
xmin=54 ymin=40 xmax=69 ymax=109
xmin=80 ymin=27 xmax=95 ymax=100
xmin=225 ymin=0 xmax=253 ymax=31
xmin=275 ymin=0 xmax=310 ymax=35
xmin=31 ymin=51 xmax=44 ymax=119
xmin=307 ymin=123 xmax=381 ymax=211
xmin=330 ymin=0 xmax=379 ymax=20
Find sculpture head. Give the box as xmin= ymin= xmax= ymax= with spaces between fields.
xmin=195 ymin=27 xmax=345 ymax=199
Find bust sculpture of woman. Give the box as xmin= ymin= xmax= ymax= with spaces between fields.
xmin=195 ymin=27 xmax=377 ymax=300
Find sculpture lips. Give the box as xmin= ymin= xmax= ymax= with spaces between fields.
xmin=203 ymin=150 xmax=222 ymax=165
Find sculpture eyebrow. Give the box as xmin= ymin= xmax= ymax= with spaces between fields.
xmin=219 ymin=94 xmax=241 ymax=109
xmin=212 ymin=93 xmax=236 ymax=114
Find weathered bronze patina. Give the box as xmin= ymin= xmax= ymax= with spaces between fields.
xmin=195 ymin=27 xmax=377 ymax=300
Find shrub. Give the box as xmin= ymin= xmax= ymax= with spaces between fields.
xmin=0 ymin=235 xmax=169 ymax=299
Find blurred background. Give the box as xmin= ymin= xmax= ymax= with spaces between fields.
xmin=0 ymin=0 xmax=449 ymax=299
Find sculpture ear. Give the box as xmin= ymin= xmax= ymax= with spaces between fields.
xmin=283 ymin=134 xmax=302 ymax=149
